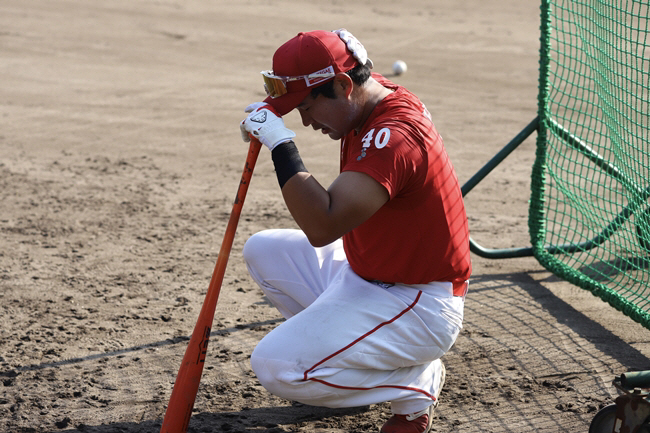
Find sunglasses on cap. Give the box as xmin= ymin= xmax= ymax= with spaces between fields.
xmin=261 ymin=66 xmax=336 ymax=98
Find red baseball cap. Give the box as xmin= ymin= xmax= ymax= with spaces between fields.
xmin=262 ymin=30 xmax=359 ymax=116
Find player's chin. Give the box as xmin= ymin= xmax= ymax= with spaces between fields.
xmin=323 ymin=129 xmax=343 ymax=141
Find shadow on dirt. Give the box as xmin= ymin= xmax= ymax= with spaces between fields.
xmin=473 ymin=270 xmax=650 ymax=370
xmin=39 ymin=404 xmax=372 ymax=433
xmin=11 ymin=318 xmax=284 ymax=375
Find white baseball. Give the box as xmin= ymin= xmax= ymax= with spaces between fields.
xmin=392 ymin=60 xmax=407 ymax=75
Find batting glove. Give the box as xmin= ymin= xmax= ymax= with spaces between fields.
xmin=240 ymin=104 xmax=296 ymax=151
xmin=244 ymin=101 xmax=267 ymax=113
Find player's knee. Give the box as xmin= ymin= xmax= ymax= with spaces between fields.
xmin=242 ymin=230 xmax=276 ymax=268
xmin=243 ymin=229 xmax=308 ymax=272
xmin=250 ymin=347 xmax=302 ymax=400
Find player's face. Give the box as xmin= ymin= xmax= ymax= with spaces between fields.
xmin=296 ymin=78 xmax=358 ymax=141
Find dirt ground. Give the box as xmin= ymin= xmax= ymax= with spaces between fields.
xmin=2 ymin=1 xmax=650 ymax=432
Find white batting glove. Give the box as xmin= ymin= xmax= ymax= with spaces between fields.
xmin=333 ymin=28 xmax=373 ymax=69
xmin=244 ymin=101 xmax=267 ymax=113
xmin=240 ymin=104 xmax=296 ymax=151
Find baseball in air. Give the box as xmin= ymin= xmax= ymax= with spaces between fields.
xmin=392 ymin=60 xmax=407 ymax=75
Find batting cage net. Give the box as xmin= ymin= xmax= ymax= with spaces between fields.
xmin=530 ymin=0 xmax=650 ymax=326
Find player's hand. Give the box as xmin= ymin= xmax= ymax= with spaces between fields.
xmin=244 ymin=102 xmax=267 ymax=113
xmin=240 ymin=104 xmax=296 ymax=151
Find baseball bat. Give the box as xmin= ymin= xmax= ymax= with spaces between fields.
xmin=160 ymin=138 xmax=262 ymax=433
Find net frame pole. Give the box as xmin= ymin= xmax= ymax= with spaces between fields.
xmin=461 ymin=117 xmax=539 ymax=259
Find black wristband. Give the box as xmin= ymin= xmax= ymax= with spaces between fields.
xmin=271 ymin=141 xmax=308 ymax=188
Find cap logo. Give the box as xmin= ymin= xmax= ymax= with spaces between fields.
xmin=305 ymin=66 xmax=335 ymax=87
xmin=250 ymin=111 xmax=267 ymax=123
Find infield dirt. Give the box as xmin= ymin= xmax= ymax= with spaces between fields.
xmin=2 ymin=1 xmax=650 ymax=432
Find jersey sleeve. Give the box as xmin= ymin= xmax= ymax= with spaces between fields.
xmin=341 ymin=124 xmax=424 ymax=199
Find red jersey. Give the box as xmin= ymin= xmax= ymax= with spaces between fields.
xmin=341 ymin=74 xmax=471 ymax=289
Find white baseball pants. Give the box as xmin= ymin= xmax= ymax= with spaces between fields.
xmin=242 ymin=229 xmax=465 ymax=415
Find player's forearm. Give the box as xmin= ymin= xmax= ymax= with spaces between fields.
xmin=271 ymin=142 xmax=348 ymax=246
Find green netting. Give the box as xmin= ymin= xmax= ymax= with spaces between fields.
xmin=530 ymin=0 xmax=650 ymax=327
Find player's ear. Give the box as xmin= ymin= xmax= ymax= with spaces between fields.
xmin=333 ymin=73 xmax=353 ymax=99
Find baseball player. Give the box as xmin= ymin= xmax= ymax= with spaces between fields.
xmin=239 ymin=29 xmax=471 ymax=433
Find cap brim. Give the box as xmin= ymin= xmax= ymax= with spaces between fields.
xmin=263 ymin=88 xmax=311 ymax=116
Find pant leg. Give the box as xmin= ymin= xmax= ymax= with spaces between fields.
xmin=242 ymin=228 xmax=347 ymax=318
xmin=248 ymin=259 xmax=464 ymax=415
